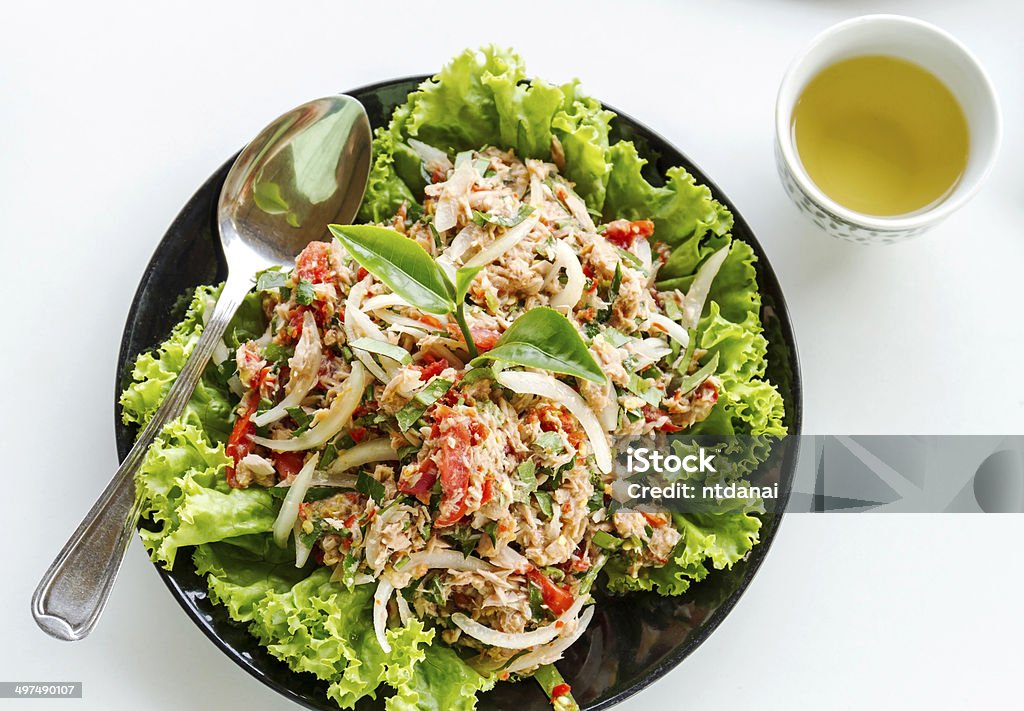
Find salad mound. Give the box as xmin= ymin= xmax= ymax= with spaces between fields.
xmin=121 ymin=48 xmax=785 ymax=710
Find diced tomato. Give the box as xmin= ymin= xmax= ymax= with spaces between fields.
xmin=643 ymin=405 xmax=684 ymax=433
xmin=225 ymin=393 xmax=258 ymax=488
xmin=446 ymin=323 xmax=502 ymax=352
xmin=481 ymin=477 xmax=494 ymax=505
xmin=527 ymin=568 xmax=575 ymax=616
xmin=272 ymin=451 xmax=306 ymax=481
xmin=356 ymin=266 xmax=368 ymax=281
xmin=551 ymin=683 xmax=572 ymax=702
xmin=418 ymin=357 xmax=448 ymax=381
xmin=350 ymin=426 xmax=368 ymax=443
xmin=420 ymin=314 xmax=443 ymax=329
xmin=603 ymin=219 xmax=655 ymax=248
xmin=641 ymin=511 xmax=668 ymax=528
xmin=353 ymin=400 xmax=377 ymax=418
xmin=295 ymin=241 xmax=333 ymax=283
xmin=697 ymin=380 xmax=719 ymax=404
xmin=398 ymin=459 xmax=439 ymax=503
xmin=434 ymin=417 xmax=472 ymax=526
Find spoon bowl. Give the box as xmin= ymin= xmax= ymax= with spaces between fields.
xmin=32 ymin=94 xmax=371 ymax=642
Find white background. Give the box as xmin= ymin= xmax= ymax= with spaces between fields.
xmin=3 ymin=0 xmax=1022 ymax=708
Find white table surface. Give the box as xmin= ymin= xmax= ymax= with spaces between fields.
xmin=3 ymin=0 xmax=1022 ymax=708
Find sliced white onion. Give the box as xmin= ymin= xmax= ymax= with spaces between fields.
xmin=395 ymin=591 xmax=412 ymax=624
xmin=634 ymin=237 xmax=653 ymax=275
xmin=294 ymin=519 xmax=313 ymax=568
xmin=251 ymin=362 xmax=367 ymax=451
xmin=451 ymin=593 xmax=590 ymax=650
xmin=497 ymin=371 xmax=612 ymax=474
xmin=464 ymin=216 xmax=538 ymax=269
xmin=627 ymin=337 xmax=673 ymax=365
xmin=490 ymin=545 xmax=531 ymax=573
xmin=404 ymin=549 xmax=493 ymax=576
xmin=272 ymin=453 xmax=318 ymax=548
xmin=681 ymin=245 xmax=730 ymax=329
xmin=434 ymin=160 xmax=477 ymax=232
xmin=373 ymin=578 xmax=395 ymax=653
xmin=252 ymin=311 xmax=323 ymax=427
xmin=324 ymin=438 xmax=399 ymax=476
xmin=364 ymin=504 xmax=403 ymax=571
xmin=598 ymin=385 xmax=619 ymax=433
xmin=345 ymin=283 xmax=392 ymax=382
xmin=549 ymin=240 xmax=584 ymax=312
xmin=506 ymin=605 xmax=595 ymax=673
xmin=408 ymin=138 xmax=452 ymax=173
xmin=562 ymin=188 xmax=596 ymax=232
xmin=362 ymin=293 xmax=410 ymax=312
xmin=644 ymin=313 xmax=690 ymax=349
xmin=374 ymin=309 xmax=444 ymax=333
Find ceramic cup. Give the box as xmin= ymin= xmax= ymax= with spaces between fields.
xmin=775 ymin=14 xmax=1001 ymax=244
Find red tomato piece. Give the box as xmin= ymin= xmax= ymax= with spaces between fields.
xmin=295 ymin=241 xmax=333 ymax=283
xmin=434 ymin=417 xmax=472 ymax=526
xmin=445 ymin=324 xmax=502 ymax=352
xmin=418 ymin=357 xmax=448 ymax=381
xmin=551 ymin=683 xmax=572 ymax=701
xmin=527 ymin=568 xmax=575 ymax=616
xmin=350 ymin=426 xmax=368 ymax=443
xmin=398 ymin=459 xmax=439 ymax=503
xmin=272 ymin=451 xmax=305 ymax=481
xmin=603 ymin=219 xmax=655 ymax=248
xmin=225 ymin=394 xmax=258 ymax=488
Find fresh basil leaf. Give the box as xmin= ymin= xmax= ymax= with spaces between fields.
xmin=356 ymin=471 xmax=386 ymax=503
xmin=471 ymin=307 xmax=605 ymax=384
xmin=286 ymin=406 xmax=311 ymax=427
xmin=329 ymin=224 xmax=455 ymax=314
xmin=349 ymin=336 xmax=412 ymax=365
xmin=471 ymin=204 xmax=535 ymax=228
xmin=454 ymin=265 xmax=484 ymax=304
xmin=676 ymin=351 xmax=720 ymax=395
xmin=255 ymin=268 xmax=289 ymax=292
xmin=295 ymin=279 xmax=315 ymax=305
xmin=534 ymin=491 xmax=554 ymax=519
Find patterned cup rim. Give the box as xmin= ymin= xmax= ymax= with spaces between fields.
xmin=775 ymin=14 xmax=1002 ymax=232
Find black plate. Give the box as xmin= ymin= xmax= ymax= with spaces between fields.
xmin=115 ymin=76 xmax=802 ymax=711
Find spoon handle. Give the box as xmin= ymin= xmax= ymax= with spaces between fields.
xmin=31 ymin=271 xmax=253 ymax=641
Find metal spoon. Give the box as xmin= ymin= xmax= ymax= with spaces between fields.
xmin=32 ymin=95 xmax=372 ymax=641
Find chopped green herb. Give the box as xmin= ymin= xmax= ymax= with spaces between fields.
xmin=625 ymin=373 xmax=664 ymax=408
xmin=592 ymin=529 xmax=621 ymax=551
xmin=263 ymin=342 xmax=293 ymax=364
xmin=534 ymin=491 xmax=554 ymax=519
xmin=472 ymin=204 xmax=535 ymax=228
xmin=395 ymin=377 xmax=454 ymax=431
xmin=349 ymin=337 xmax=412 ymax=365
xmin=602 ymin=328 xmax=630 ymax=348
xmin=614 ymin=246 xmax=644 ymax=270
xmin=676 ymin=351 xmax=720 ymax=395
xmin=483 ymin=521 xmax=499 ymax=547
xmin=255 ymin=268 xmax=289 ymax=292
xmin=319 ymin=441 xmax=339 ymax=469
xmin=534 ymin=431 xmax=564 ymax=453
xmin=517 ymin=459 xmax=537 ymax=489
xmin=295 ymin=278 xmax=315 ymax=305
xmin=678 ymin=327 xmax=699 ymax=375
xmin=286 ymin=406 xmax=313 ymax=436
xmin=356 ymin=471 xmax=386 ymax=503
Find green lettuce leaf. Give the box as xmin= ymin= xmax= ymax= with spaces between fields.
xmin=386 ymin=643 xmax=496 ymax=711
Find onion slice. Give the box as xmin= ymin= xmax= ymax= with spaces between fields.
xmin=451 ymin=593 xmax=589 ymax=650
xmin=549 ymin=240 xmax=584 ymax=312
xmin=373 ymin=578 xmax=395 ymax=653
xmin=252 ymin=311 xmax=323 ymax=427
xmin=272 ymin=453 xmax=319 ymax=548
xmin=497 ymin=371 xmax=612 ymax=474
xmin=324 ymin=438 xmax=399 ymax=476
xmin=251 ymin=362 xmax=367 ymax=451
xmin=681 ymin=245 xmax=730 ymax=329
xmin=294 ymin=519 xmax=313 ymax=568
xmin=464 ymin=216 xmax=538 ymax=268
xmin=505 ymin=605 xmax=595 ymax=673
xmin=345 ymin=283 xmax=392 ymax=382
xmin=402 ymin=549 xmax=493 ymax=577
xmin=643 ymin=313 xmax=690 ymax=349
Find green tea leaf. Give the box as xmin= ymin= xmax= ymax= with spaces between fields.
xmin=329 ymin=224 xmax=455 ymax=314
xmin=454 ymin=266 xmax=484 ymax=304
xmin=471 ymin=307 xmax=605 ymax=383
xmin=356 ymin=471 xmax=386 ymax=503
xmin=255 ymin=268 xmax=289 ymax=292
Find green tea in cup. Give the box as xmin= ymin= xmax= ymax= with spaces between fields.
xmin=791 ymin=54 xmax=969 ymax=217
